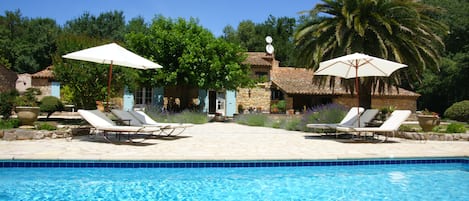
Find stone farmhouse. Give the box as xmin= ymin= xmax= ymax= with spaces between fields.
xmin=236 ymin=52 xmax=419 ymax=114
xmin=17 ymin=52 xmax=419 ymax=116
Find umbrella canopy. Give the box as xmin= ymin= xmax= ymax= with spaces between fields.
xmin=62 ymin=43 xmax=162 ymax=109
xmin=62 ymin=43 xmax=162 ymax=69
xmin=315 ymin=53 xmax=407 ymax=78
xmin=315 ymin=53 xmax=407 ymax=127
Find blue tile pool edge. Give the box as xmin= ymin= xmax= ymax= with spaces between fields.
xmin=0 ymin=157 xmax=467 ymax=168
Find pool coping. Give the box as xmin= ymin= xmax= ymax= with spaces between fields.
xmin=1 ymin=156 xmax=467 ymax=168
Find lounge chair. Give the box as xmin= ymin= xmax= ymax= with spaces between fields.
xmin=307 ymin=108 xmax=379 ymax=138
xmin=78 ymin=109 xmax=161 ymax=142
xmin=111 ymin=109 xmax=193 ymax=136
xmin=336 ymin=110 xmax=411 ymax=141
xmin=306 ymin=107 xmax=364 ymax=130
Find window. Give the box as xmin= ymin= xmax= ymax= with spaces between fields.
xmin=271 ymin=89 xmax=284 ymax=100
xmin=134 ymin=88 xmax=153 ymax=105
xmin=255 ymin=72 xmax=269 ymax=82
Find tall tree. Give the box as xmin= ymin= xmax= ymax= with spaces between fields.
xmin=0 ymin=10 xmax=59 ymax=73
xmin=423 ymin=0 xmax=469 ymax=54
xmin=221 ymin=16 xmax=299 ymax=66
xmin=295 ymin=0 xmax=447 ymax=109
xmin=125 ymin=16 xmax=253 ymax=109
xmin=63 ymin=11 xmax=126 ymax=42
xmin=415 ymin=0 xmax=469 ymax=114
xmin=52 ymin=34 xmax=139 ymax=109
xmin=126 ymin=16 xmax=253 ymax=90
xmin=256 ymin=16 xmax=298 ymax=66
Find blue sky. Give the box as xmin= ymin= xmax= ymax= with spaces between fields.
xmin=1 ymin=0 xmax=320 ymax=36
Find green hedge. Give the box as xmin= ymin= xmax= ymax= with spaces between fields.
xmin=444 ymin=100 xmax=469 ymax=123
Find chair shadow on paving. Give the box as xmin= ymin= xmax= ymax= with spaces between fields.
xmin=72 ymin=134 xmax=191 ymax=146
xmin=304 ymin=133 xmax=399 ymax=143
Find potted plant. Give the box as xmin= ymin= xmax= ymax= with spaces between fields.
xmin=238 ymin=104 xmax=244 ymax=114
xmin=417 ymin=109 xmax=440 ymax=132
xmin=15 ymin=88 xmax=41 ymax=128
xmin=379 ymin=106 xmax=395 ymax=121
xmin=271 ymin=103 xmax=279 ymax=113
xmin=277 ymin=100 xmax=286 ymax=114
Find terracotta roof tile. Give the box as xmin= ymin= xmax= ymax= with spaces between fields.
xmin=32 ymin=66 xmax=54 ymax=79
xmin=243 ymin=52 xmax=274 ymax=66
xmin=271 ymin=67 xmax=419 ymax=97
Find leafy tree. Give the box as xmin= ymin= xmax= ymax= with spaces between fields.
xmin=414 ymin=0 xmax=469 ymax=114
xmin=126 ymin=16 xmax=253 ymax=90
xmin=417 ymin=53 xmax=469 ymax=114
xmin=126 ymin=16 xmax=149 ymax=34
xmin=423 ymin=0 xmax=469 ymax=54
xmin=0 ymin=10 xmax=59 ymax=73
xmin=295 ymin=0 xmax=447 ymax=109
xmin=236 ymin=20 xmax=263 ymax=52
xmin=256 ymin=16 xmax=298 ymax=66
xmin=221 ymin=16 xmax=298 ymax=66
xmin=63 ymin=11 xmax=126 ymax=42
xmin=52 ymin=34 xmax=139 ymax=109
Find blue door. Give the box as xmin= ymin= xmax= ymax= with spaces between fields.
xmin=225 ymin=90 xmax=236 ymax=117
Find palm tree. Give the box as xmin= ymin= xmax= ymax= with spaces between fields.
xmin=295 ymin=0 xmax=447 ymax=109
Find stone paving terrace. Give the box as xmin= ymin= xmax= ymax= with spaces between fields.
xmin=1 ymin=122 xmax=468 ymax=161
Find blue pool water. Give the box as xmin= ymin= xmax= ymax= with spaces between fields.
xmin=0 ymin=159 xmax=468 ymax=201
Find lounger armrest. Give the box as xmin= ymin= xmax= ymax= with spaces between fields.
xmin=335 ymin=126 xmax=356 ymax=132
xmin=306 ymin=123 xmax=338 ymax=129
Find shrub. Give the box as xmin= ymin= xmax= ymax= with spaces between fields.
xmin=40 ymin=96 xmax=64 ymax=118
xmin=36 ymin=123 xmax=57 ymax=131
xmin=145 ymin=107 xmax=209 ymax=124
xmin=399 ymin=125 xmax=416 ymax=132
xmin=301 ymin=103 xmax=348 ymax=132
xmin=0 ymin=90 xmax=19 ymax=119
xmin=301 ymin=103 xmax=347 ymax=127
xmin=285 ymin=118 xmax=301 ymax=131
xmin=446 ymin=123 xmax=466 ymax=133
xmin=235 ymin=114 xmax=269 ymax=127
xmin=277 ymin=100 xmax=286 ymax=113
xmin=15 ymin=88 xmax=41 ymax=107
xmin=270 ymin=118 xmax=286 ymax=129
xmin=0 ymin=119 xmax=20 ymax=129
xmin=444 ymin=100 xmax=469 ymax=123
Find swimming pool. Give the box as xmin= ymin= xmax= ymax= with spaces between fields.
xmin=1 ymin=158 xmax=468 ymax=200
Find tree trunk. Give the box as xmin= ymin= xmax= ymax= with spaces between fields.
xmin=359 ymin=79 xmax=373 ymax=109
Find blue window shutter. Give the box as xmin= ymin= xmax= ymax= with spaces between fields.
xmin=153 ymin=87 xmax=164 ymax=107
xmin=225 ymin=90 xmax=236 ymax=117
xmin=198 ymin=89 xmax=208 ymax=113
xmin=123 ymin=86 xmax=134 ymax=111
xmin=51 ymin=82 xmax=60 ymax=98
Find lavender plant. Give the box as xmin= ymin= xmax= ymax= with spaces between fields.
xmin=301 ymin=103 xmax=348 ymax=131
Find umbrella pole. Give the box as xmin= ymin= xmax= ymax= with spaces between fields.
xmin=355 ymin=60 xmax=360 ymax=127
xmin=107 ymin=62 xmax=113 ymax=112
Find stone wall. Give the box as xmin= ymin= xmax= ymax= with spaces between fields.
xmin=0 ymin=126 xmax=88 ymax=141
xmin=236 ymin=86 xmax=271 ymax=113
xmin=31 ymin=78 xmax=51 ymax=99
xmin=334 ymin=95 xmax=418 ymax=112
xmin=0 ymin=66 xmax=17 ymax=93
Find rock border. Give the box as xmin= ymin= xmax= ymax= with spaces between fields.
xmin=0 ymin=126 xmax=90 ymax=141
xmin=396 ymin=132 xmax=469 ymax=141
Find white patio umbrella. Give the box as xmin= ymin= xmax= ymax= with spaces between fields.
xmin=315 ymin=53 xmax=407 ymax=126
xmin=62 ymin=43 xmax=162 ymax=109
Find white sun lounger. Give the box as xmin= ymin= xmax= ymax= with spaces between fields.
xmin=111 ymin=109 xmax=193 ymax=136
xmin=78 ymin=109 xmax=161 ymax=142
xmin=307 ymin=108 xmax=379 ymax=138
xmin=336 ymin=110 xmax=411 ymax=141
xmin=306 ymin=107 xmax=365 ymax=130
